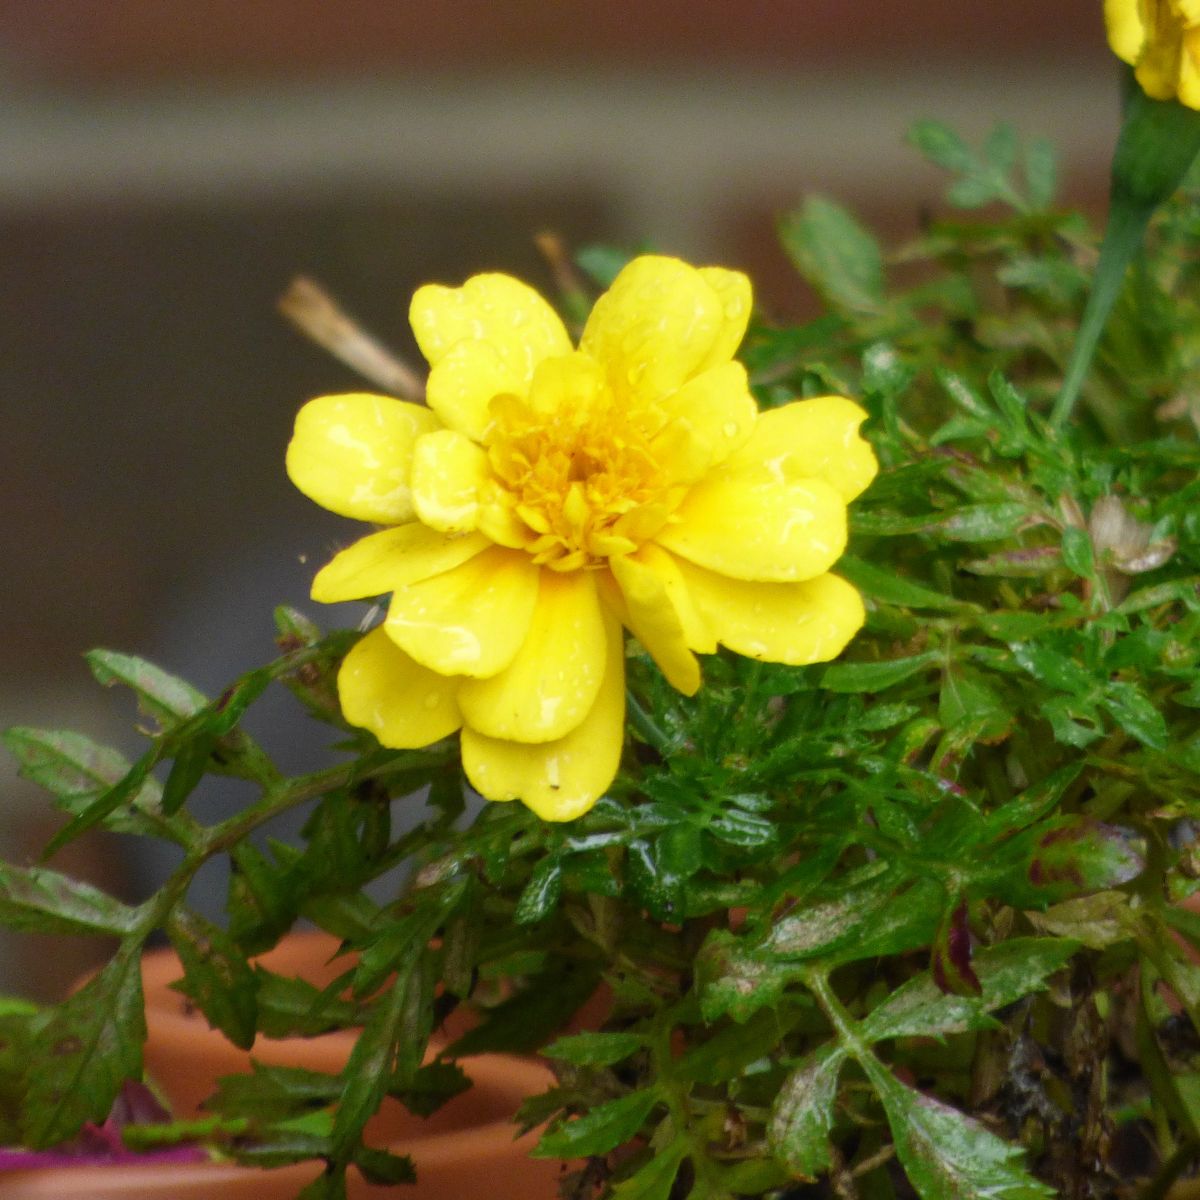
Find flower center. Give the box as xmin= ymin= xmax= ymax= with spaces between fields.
xmin=484 ymin=369 xmax=681 ymax=571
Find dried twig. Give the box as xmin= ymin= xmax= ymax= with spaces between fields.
xmin=279 ymin=276 xmax=425 ymax=402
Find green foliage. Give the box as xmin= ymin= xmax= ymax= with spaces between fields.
xmin=4 ymin=122 xmax=1200 ymax=1200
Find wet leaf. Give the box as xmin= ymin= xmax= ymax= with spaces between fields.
xmin=768 ymin=1044 xmax=846 ymax=1177
xmin=1017 ymin=817 xmax=1146 ymax=906
xmin=85 ymin=649 xmax=206 ymax=726
xmin=0 ymin=864 xmax=137 ymax=937
xmin=1 ymin=728 xmax=166 ymax=835
xmin=931 ymin=899 xmax=981 ymax=997
xmin=1100 ymin=679 xmax=1169 ymax=749
xmin=544 ymin=1031 xmax=645 ymax=1067
xmin=514 ymin=855 xmax=563 ymax=925
xmin=862 ymin=938 xmax=1080 ymax=1042
xmin=695 ymin=929 xmax=803 ymax=1023
xmin=21 ymin=946 xmax=146 ymax=1148
xmin=534 ymin=1088 xmax=659 ymax=1159
xmin=820 ymin=652 xmax=941 ymax=694
xmin=167 ymin=908 xmax=259 ymax=1050
xmin=611 ymin=1139 xmax=688 ymax=1200
xmin=862 ymin=1058 xmax=1052 ymax=1200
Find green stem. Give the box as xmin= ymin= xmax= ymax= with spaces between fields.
xmin=626 ymin=689 xmax=677 ymax=755
xmin=131 ymin=747 xmax=451 ymax=937
xmin=650 ymin=1009 xmax=730 ymax=1200
xmin=802 ymin=968 xmax=870 ymax=1059
xmin=1049 ymin=197 xmax=1150 ymax=432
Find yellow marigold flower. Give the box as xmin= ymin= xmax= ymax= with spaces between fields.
xmin=1106 ymin=0 xmax=1200 ymax=108
xmin=287 ymin=256 xmax=876 ymax=821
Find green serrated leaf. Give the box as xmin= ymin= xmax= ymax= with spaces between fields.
xmin=85 ymin=649 xmax=206 ymax=726
xmin=837 ymin=555 xmax=968 ymax=611
xmin=1060 ymin=525 xmax=1095 ymax=579
xmin=938 ymin=668 xmax=1012 ymax=739
xmin=390 ymin=1060 xmax=471 ymax=1118
xmin=330 ymin=961 xmax=418 ymax=1161
xmin=253 ymin=968 xmax=358 ymax=1038
xmin=983 ymin=123 xmax=1018 ymax=174
xmin=769 ymin=1044 xmax=846 ymax=1177
xmin=207 ymin=1063 xmax=341 ymax=1122
xmin=780 ymin=196 xmax=885 ymax=314
xmin=1100 ymin=679 xmax=1168 ymax=748
xmin=983 ymin=764 xmax=1082 ymax=838
xmin=167 ymin=907 xmax=259 ymax=1050
xmin=908 ymin=120 xmax=975 ymax=174
xmin=766 ymin=873 xmax=943 ymax=967
xmin=1009 ymin=641 xmax=1095 ymax=695
xmin=820 ymin=651 xmax=941 ymax=694
xmin=1024 ymin=136 xmax=1058 ymax=209
xmin=695 ymin=928 xmax=804 ymax=1023
xmin=934 ymin=503 xmax=1033 ymax=542
xmin=2 ymin=727 xmax=167 ymax=836
xmin=1014 ymin=816 xmax=1146 ymax=906
xmin=21 ymin=944 xmax=146 ymax=1148
xmin=534 ymin=1087 xmax=659 ymax=1159
xmin=678 ymin=1004 xmax=805 ymax=1086
xmin=447 ymin=960 xmax=603 ymax=1056
xmin=0 ymin=863 xmax=137 ymax=937
xmin=611 ymin=1139 xmax=688 ymax=1200
xmin=1028 ymin=892 xmax=1130 ymax=950
xmin=514 ymin=855 xmax=563 ymax=925
xmin=861 ymin=938 xmax=1080 ymax=1042
xmin=354 ymin=1145 xmax=417 ymax=1186
xmin=947 ymin=174 xmax=1002 ymax=209
xmin=544 ymin=1031 xmax=645 ymax=1067
xmin=863 ymin=1059 xmax=1051 ymax=1200
xmin=937 ymin=368 xmax=993 ymax=420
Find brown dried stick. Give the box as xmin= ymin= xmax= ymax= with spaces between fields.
xmin=279 ymin=276 xmax=426 ymax=402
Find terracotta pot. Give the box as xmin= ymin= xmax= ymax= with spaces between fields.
xmin=2 ymin=931 xmax=563 ymax=1199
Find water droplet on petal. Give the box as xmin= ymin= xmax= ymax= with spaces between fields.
xmin=722 ymin=421 xmax=739 ymax=438
xmin=423 ymin=692 xmax=442 ymax=710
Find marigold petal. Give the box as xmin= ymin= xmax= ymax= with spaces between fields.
xmin=457 ymin=570 xmax=606 ymax=742
xmin=285 ymin=393 xmax=440 ymax=523
xmin=424 ymin=339 xmax=525 ymax=442
xmin=696 ymin=266 xmax=753 ymax=372
xmin=609 ymin=549 xmax=704 ymax=694
xmin=461 ymin=612 xmax=625 ymax=820
xmin=338 ymin=627 xmax=462 ymax=748
xmin=726 ymin=395 xmax=877 ymax=501
xmin=312 ymin=525 xmax=489 ymax=604
xmin=1104 ymin=0 xmax=1144 ymax=63
xmin=1137 ymin=40 xmax=1184 ymax=100
xmin=1181 ymin=26 xmax=1200 ymax=106
xmin=580 ymin=256 xmax=739 ymax=398
xmin=659 ymin=469 xmax=846 ymax=582
xmin=672 ymin=559 xmax=865 ymax=665
xmin=411 ymin=429 xmax=489 ymax=533
xmin=477 ymin=478 xmax=536 ymax=549
xmin=652 ymin=362 xmax=757 ymax=482
xmin=412 ymin=275 xmax=571 ymax=437
xmin=525 ymin=351 xmax=606 ymax=417
xmin=385 ymin=544 xmax=539 ymax=678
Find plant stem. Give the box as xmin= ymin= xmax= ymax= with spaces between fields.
xmin=1049 ymin=197 xmax=1149 ymax=432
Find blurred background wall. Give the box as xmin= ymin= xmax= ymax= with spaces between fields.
xmin=0 ymin=1 xmax=1117 ymax=997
